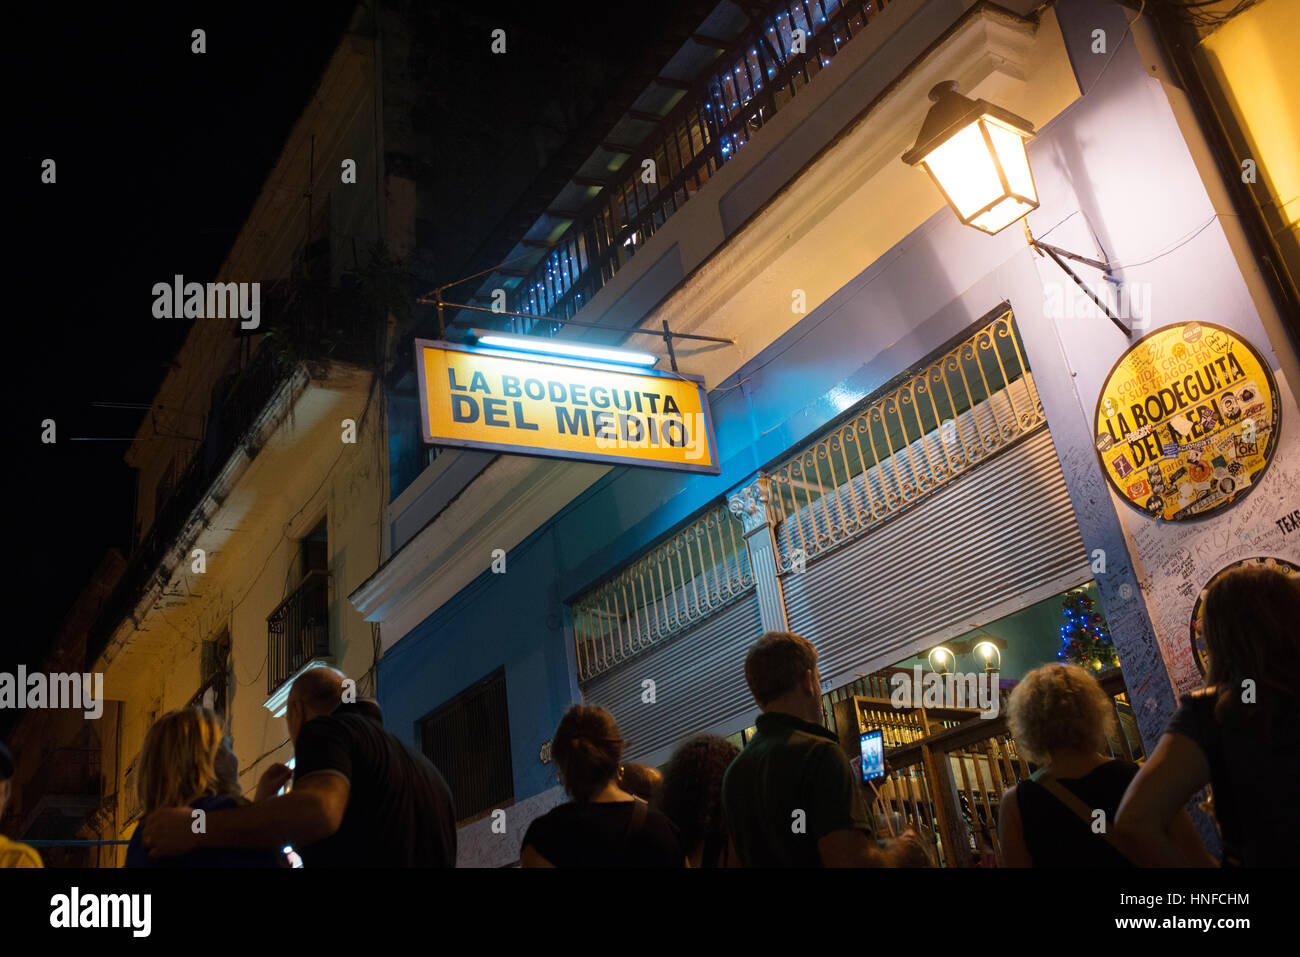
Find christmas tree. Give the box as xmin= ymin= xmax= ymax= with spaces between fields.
xmin=1057 ymin=590 xmax=1119 ymax=670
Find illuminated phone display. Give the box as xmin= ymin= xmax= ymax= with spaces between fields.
xmin=859 ymin=730 xmax=885 ymax=782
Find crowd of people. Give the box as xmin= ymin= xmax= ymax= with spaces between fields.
xmin=0 ymin=564 xmax=1294 ymax=868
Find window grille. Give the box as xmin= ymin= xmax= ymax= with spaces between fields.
xmin=768 ymin=310 xmax=1043 ymax=571
xmin=420 ymin=669 xmax=513 ymax=823
xmin=571 ymin=503 xmax=755 ymax=682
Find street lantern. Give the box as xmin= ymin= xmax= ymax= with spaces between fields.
xmin=902 ymin=81 xmax=1038 ymax=235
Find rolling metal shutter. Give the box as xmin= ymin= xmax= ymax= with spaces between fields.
xmin=581 ymin=591 xmax=763 ymax=763
xmin=783 ymin=426 xmax=1089 ymax=689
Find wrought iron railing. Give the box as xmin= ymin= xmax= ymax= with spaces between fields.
xmin=768 ymin=310 xmax=1043 ymax=572
xmin=266 ymin=569 xmax=330 ymax=696
xmin=496 ymin=0 xmax=889 ymax=336
xmin=572 ymin=502 xmax=755 ymax=682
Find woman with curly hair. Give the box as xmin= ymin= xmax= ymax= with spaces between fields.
xmin=997 ymin=664 xmax=1212 ymax=867
xmin=1117 ymin=566 xmax=1300 ymax=866
xmin=656 ymin=734 xmax=740 ymax=868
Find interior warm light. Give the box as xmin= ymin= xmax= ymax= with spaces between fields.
xmin=902 ymin=82 xmax=1039 ymax=235
xmin=471 ymin=329 xmax=658 ymax=367
xmin=974 ymin=640 xmax=1002 ymax=672
xmin=927 ymin=646 xmax=956 ymax=674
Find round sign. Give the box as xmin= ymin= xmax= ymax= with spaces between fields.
xmin=1094 ymin=323 xmax=1280 ymax=521
xmin=1190 ymin=556 xmax=1300 ymax=676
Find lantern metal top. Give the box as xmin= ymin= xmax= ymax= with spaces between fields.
xmin=901 ymin=81 xmax=1036 ymax=166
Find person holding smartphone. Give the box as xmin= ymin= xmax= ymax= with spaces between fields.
xmin=721 ymin=632 xmax=927 ymax=867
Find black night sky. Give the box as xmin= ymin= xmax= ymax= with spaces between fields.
xmin=10 ymin=1 xmax=697 ymax=701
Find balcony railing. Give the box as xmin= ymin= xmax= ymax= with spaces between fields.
xmin=767 ymin=310 xmax=1042 ymax=572
xmin=85 ymin=282 xmax=375 ymax=670
xmin=267 ymin=569 xmax=330 ymax=696
xmin=571 ymin=502 xmax=755 ymax=682
xmin=488 ymin=0 xmax=889 ymax=336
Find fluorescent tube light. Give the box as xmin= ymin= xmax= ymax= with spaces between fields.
xmin=471 ymin=330 xmax=658 ymax=367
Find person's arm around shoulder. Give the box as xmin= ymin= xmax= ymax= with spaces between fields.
xmin=144 ymin=717 xmax=354 ymax=857
xmin=1115 ymin=732 xmax=1214 ymax=867
xmin=996 ymin=783 xmax=1032 ymax=867
xmin=143 ymin=772 xmax=349 ymax=856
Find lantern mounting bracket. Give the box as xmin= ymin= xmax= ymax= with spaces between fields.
xmin=1024 ymin=221 xmax=1131 ymax=337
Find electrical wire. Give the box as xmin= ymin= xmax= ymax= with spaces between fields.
xmin=237 ymin=736 xmax=292 ymax=781
xmin=1102 ymin=212 xmax=1219 ymax=269
xmin=1164 ymin=0 xmax=1260 ymax=27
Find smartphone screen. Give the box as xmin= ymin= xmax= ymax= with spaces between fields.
xmin=859 ymin=729 xmax=885 ymax=782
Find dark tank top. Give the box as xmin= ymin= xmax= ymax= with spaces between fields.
xmin=1016 ymin=759 xmax=1138 ymax=866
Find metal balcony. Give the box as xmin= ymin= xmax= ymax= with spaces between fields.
xmin=266 ymin=569 xmax=331 ymax=696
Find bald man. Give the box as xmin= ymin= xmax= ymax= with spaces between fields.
xmin=143 ymin=668 xmax=456 ymax=867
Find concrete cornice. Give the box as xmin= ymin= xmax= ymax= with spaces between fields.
xmin=351 ymin=454 xmax=608 ymax=649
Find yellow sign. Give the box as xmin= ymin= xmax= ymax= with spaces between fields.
xmin=415 ymin=340 xmax=719 ymax=473
xmin=1094 ymin=322 xmax=1280 ymax=521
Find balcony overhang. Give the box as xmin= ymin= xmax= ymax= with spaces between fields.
xmin=262 ymin=657 xmax=336 ymax=718
xmin=349 ymin=454 xmax=607 ymax=649
xmin=94 ymin=359 xmax=373 ymax=674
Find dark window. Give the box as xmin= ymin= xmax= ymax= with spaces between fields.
xmin=191 ymin=629 xmax=231 ymax=722
xmin=420 ymin=669 xmax=513 ymax=823
xmin=300 ymin=518 xmax=328 ymax=580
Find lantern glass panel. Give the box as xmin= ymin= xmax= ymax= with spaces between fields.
xmin=984 ymin=117 xmax=1035 ymax=202
xmin=923 ymin=123 xmax=1002 ymax=220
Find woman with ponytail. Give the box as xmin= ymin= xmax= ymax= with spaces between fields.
xmin=520 ymin=706 xmax=685 ymax=867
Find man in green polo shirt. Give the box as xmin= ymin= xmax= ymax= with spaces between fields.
xmin=722 ymin=631 xmax=925 ymax=867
